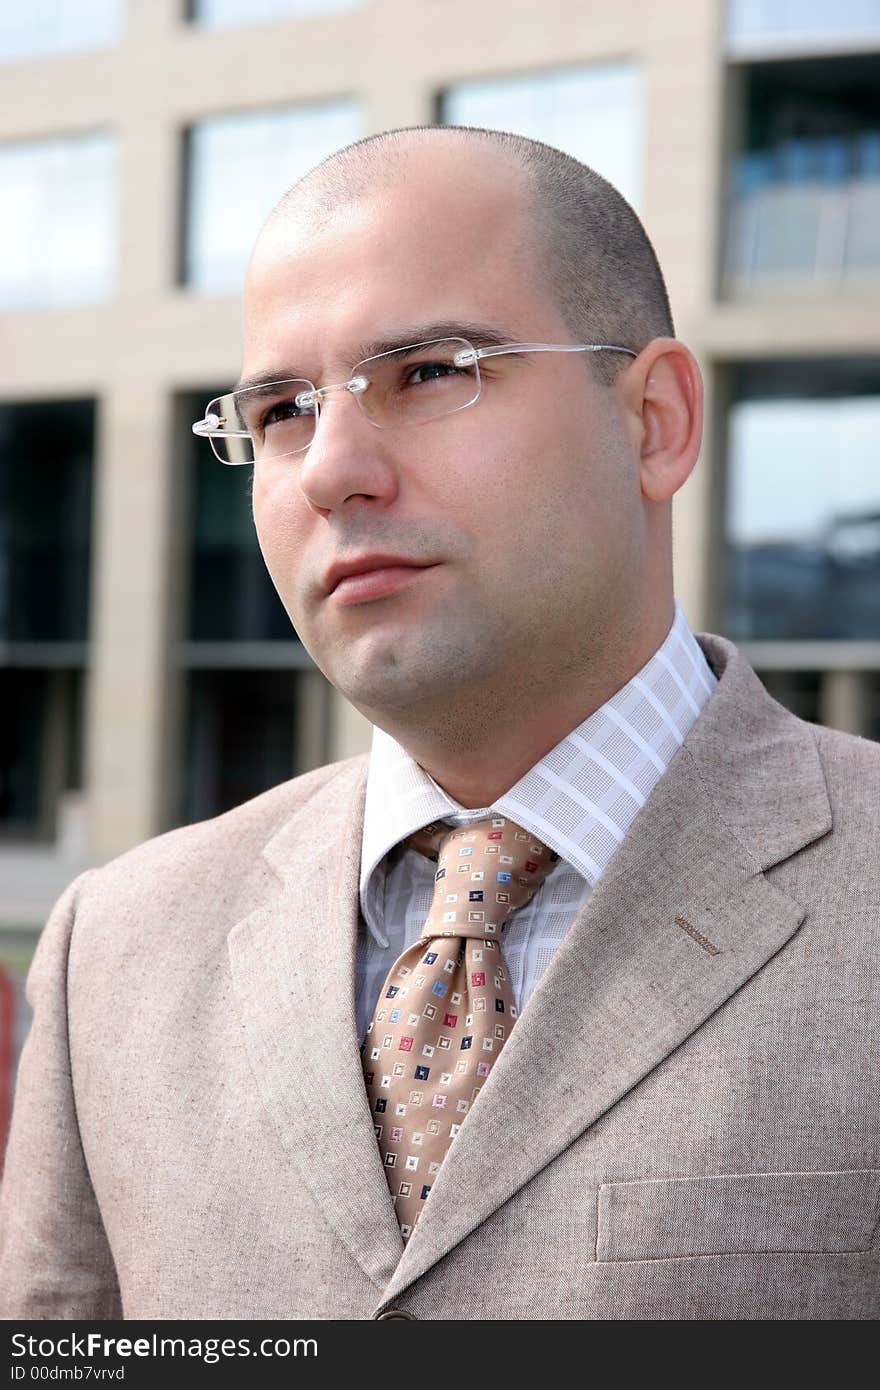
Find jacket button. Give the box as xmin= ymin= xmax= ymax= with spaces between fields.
xmin=376 ymin=1308 xmax=416 ymax=1320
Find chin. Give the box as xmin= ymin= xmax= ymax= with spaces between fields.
xmin=336 ymin=671 xmax=422 ymax=717
xmin=330 ymin=649 xmax=446 ymax=715
xmin=326 ymin=621 xmax=493 ymax=714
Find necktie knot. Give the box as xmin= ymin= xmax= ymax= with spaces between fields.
xmin=406 ymin=816 xmax=558 ymax=940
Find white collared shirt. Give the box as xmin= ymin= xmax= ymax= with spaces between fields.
xmin=355 ymin=600 xmax=717 ymax=1043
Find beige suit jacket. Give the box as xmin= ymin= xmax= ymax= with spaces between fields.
xmin=1 ymin=633 xmax=878 ymax=1320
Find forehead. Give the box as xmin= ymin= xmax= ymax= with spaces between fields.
xmin=241 ymin=145 xmax=561 ymax=373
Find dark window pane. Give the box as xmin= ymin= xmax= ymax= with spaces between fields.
xmin=183 ymin=669 xmax=297 ymax=823
xmin=0 ymin=669 xmax=84 ymax=840
xmin=754 ymin=669 xmax=821 ymax=724
xmin=0 ymin=400 xmax=94 ymax=641
xmin=0 ymin=670 xmax=45 ymax=831
xmin=186 ymin=408 xmax=294 ymax=640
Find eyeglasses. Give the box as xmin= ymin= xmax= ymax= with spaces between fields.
xmin=191 ymin=335 xmax=637 ymax=466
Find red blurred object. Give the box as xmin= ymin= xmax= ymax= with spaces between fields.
xmin=0 ymin=967 xmax=14 ymax=1171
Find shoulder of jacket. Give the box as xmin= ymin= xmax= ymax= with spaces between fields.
xmin=82 ymin=753 xmax=369 ymax=892
xmin=810 ymin=720 xmax=880 ymax=776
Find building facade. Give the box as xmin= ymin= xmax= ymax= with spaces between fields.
xmin=1 ymin=1 xmax=878 ymax=977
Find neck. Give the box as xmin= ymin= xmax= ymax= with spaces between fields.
xmin=366 ymin=605 xmax=675 ymax=808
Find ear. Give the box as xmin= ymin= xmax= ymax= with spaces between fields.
xmin=616 ymin=338 xmax=703 ymax=503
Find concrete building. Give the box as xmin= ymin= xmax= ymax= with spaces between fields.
xmin=1 ymin=0 xmax=878 ymax=956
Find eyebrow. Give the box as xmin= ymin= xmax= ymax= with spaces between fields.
xmin=233 ymin=320 xmax=515 ymax=394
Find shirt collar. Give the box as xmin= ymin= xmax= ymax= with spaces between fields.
xmin=359 ymin=600 xmax=717 ymax=945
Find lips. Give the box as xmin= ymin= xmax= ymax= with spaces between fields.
xmin=323 ymin=555 xmax=434 ymax=595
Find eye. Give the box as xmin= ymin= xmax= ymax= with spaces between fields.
xmin=260 ymin=396 xmax=309 ymax=429
xmin=404 ymin=360 xmax=462 ymax=386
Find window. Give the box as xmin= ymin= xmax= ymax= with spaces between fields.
xmin=724 ymin=56 xmax=880 ymax=295
xmin=757 ymin=669 xmax=822 ymax=722
xmin=723 ymin=359 xmax=880 ymax=641
xmin=0 ymin=400 xmax=92 ymax=843
xmin=183 ymin=670 xmax=299 ymax=822
xmin=0 ymin=400 xmax=94 ymax=642
xmin=183 ymin=101 xmax=360 ymax=293
xmin=183 ymin=390 xmax=293 ymax=641
xmin=0 ymin=670 xmax=84 ymax=841
xmin=0 ymin=132 xmax=115 ymax=309
xmin=189 ymin=0 xmax=360 ymax=24
xmin=180 ymin=391 xmax=329 ymax=825
xmin=440 ymin=62 xmax=642 ymax=210
xmin=727 ymin=0 xmax=880 ymax=57
xmin=0 ymin=0 xmax=120 ymax=63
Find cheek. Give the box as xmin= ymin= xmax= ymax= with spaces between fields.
xmin=251 ymin=471 xmax=307 ymax=588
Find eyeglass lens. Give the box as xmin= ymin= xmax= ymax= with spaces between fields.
xmin=208 ymin=338 xmax=480 ymax=464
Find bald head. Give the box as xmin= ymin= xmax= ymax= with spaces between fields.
xmin=259 ymin=125 xmax=674 ymax=386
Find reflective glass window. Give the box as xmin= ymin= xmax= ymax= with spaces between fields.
xmin=724 ymin=56 xmax=880 ymax=294
xmin=727 ymin=0 xmax=880 ymax=51
xmin=0 ymin=133 xmax=115 ymax=309
xmin=724 ymin=359 xmax=880 ymax=640
xmin=0 ymin=0 xmax=121 ymax=63
xmin=183 ymin=101 xmax=360 ymax=293
xmin=441 ymin=62 xmax=642 ymax=210
xmin=190 ymin=0 xmax=360 ymax=24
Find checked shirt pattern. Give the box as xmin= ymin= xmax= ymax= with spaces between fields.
xmin=361 ymin=816 xmax=558 ymax=1241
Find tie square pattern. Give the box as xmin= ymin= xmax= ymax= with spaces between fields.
xmin=362 ymin=816 xmax=558 ymax=1240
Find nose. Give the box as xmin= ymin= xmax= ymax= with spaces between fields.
xmin=297 ymin=390 xmax=400 ymax=517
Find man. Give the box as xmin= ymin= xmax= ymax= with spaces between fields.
xmin=1 ymin=126 xmax=878 ymax=1321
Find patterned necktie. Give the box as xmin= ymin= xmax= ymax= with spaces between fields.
xmin=361 ymin=815 xmax=558 ymax=1241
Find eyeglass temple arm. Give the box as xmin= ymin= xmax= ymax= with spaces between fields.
xmin=462 ymin=342 xmax=638 ymax=364
xmin=452 ymin=342 xmax=637 ymax=368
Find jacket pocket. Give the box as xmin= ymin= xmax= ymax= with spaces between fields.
xmin=595 ymin=1169 xmax=880 ymax=1262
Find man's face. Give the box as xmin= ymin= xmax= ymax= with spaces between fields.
xmin=244 ymin=144 xmax=644 ymax=722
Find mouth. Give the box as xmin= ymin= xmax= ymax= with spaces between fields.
xmin=324 ymin=557 xmax=439 ymax=605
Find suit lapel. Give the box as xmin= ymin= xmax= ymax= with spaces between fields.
xmin=227 ymin=757 xmax=405 ymax=1290
xmin=380 ymin=637 xmax=833 ymax=1305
